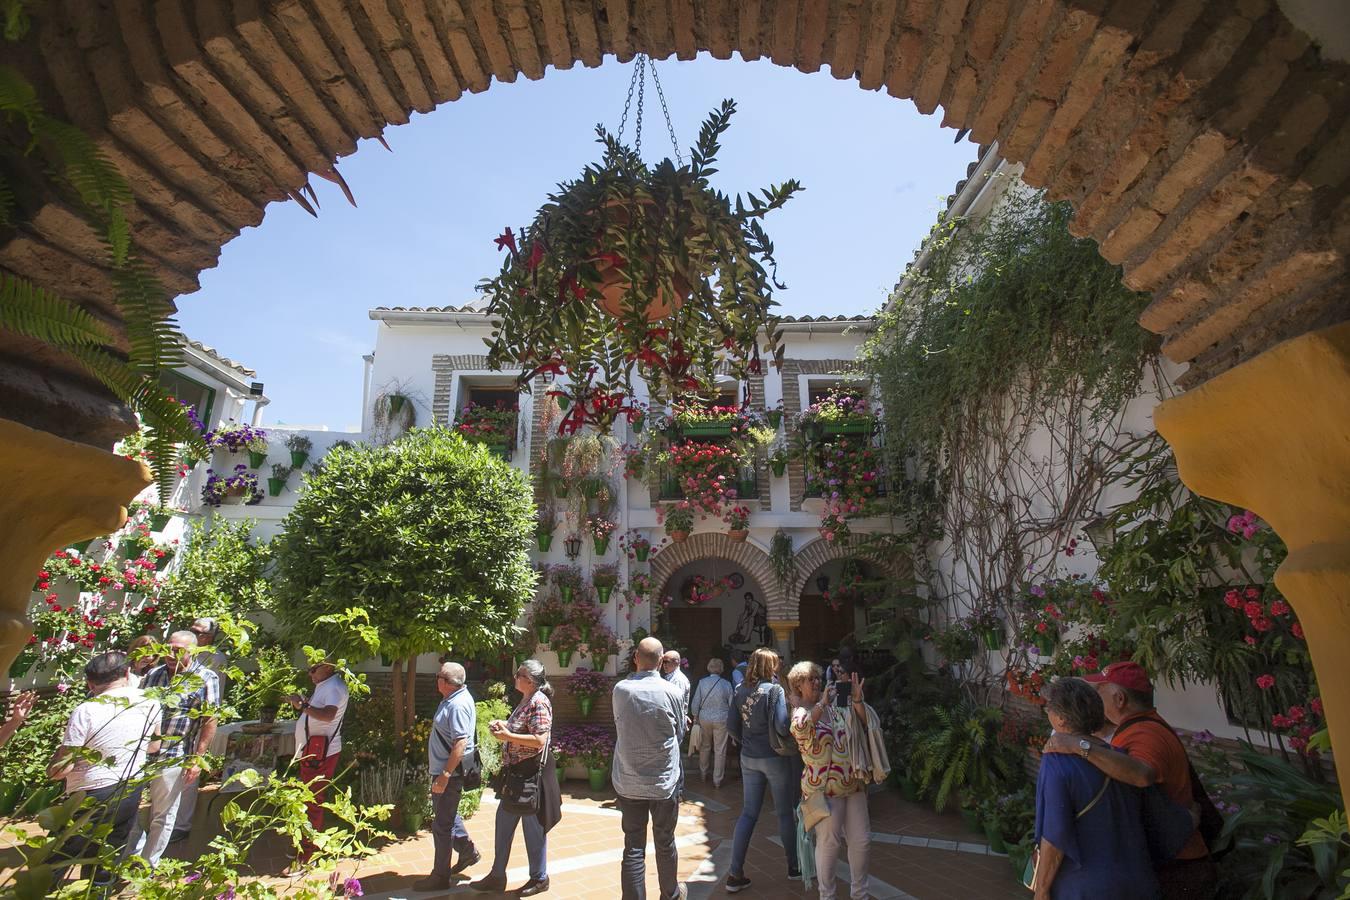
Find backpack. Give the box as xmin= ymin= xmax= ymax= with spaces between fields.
xmin=1113 ymin=715 xmax=1227 ymax=857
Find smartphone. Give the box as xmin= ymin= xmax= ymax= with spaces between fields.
xmin=834 ymin=681 xmax=852 ymax=707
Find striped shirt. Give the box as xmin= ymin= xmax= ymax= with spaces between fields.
xmin=142 ymin=661 xmax=220 ymax=760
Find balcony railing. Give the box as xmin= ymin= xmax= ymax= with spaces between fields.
xmin=656 ymin=464 xmax=759 ymax=502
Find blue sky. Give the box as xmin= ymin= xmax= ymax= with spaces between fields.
xmin=177 ymin=54 xmax=977 ymax=428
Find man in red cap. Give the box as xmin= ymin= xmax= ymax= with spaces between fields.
xmin=1043 ymin=661 xmax=1217 ymax=899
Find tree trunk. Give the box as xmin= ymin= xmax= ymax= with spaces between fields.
xmin=391 ymin=658 xmax=405 ymax=755
xmin=405 ymin=654 xmax=418 ymax=726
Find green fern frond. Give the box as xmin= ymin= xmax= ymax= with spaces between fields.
xmin=0 ymin=272 xmax=114 ymax=348
xmin=34 ymin=118 xmax=133 ymax=221
xmin=0 ymin=64 xmax=41 ymax=127
xmin=0 ymin=171 xmax=14 ymax=227
xmin=111 ymin=260 xmax=182 ymax=373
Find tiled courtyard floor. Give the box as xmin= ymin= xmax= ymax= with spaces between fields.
xmin=212 ymin=776 xmax=1026 ymax=900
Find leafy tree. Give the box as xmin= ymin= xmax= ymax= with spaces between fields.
xmin=271 ymin=428 xmax=536 ymax=740
xmin=155 ymin=515 xmax=271 ymax=652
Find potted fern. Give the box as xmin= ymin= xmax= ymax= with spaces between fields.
xmin=480 ymin=100 xmax=799 ymax=435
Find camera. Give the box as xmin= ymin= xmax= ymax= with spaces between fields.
xmin=834 ymin=681 xmax=852 ymax=707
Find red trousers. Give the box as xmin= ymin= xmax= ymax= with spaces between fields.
xmin=298 ymin=751 xmax=340 ymax=861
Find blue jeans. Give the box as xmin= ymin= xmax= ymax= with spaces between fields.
xmin=488 ymin=803 xmax=547 ymax=881
xmin=730 ymin=754 xmax=799 ymax=877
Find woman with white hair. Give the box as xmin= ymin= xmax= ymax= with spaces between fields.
xmin=690 ymin=657 xmax=734 ymax=787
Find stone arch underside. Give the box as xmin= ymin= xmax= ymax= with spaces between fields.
xmin=2 ymin=1 xmax=1349 ymax=446
xmin=787 ymin=534 xmax=911 ymax=619
xmin=648 ymin=532 xmax=788 ymax=618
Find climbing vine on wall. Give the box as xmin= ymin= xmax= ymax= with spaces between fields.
xmin=858 ymin=181 xmax=1162 ymax=693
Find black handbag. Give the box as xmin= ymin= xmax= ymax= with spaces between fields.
xmin=432 ymin=728 xmax=483 ymax=790
xmin=495 ymin=744 xmax=550 ymax=814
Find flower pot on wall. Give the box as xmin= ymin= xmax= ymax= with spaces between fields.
xmin=222 ymin=485 xmax=248 ymax=505
xmin=553 ymin=484 xmax=570 ymax=499
xmin=979 ymin=627 xmax=1005 ymax=651
xmin=267 ymin=478 xmax=285 ymax=497
xmin=289 ymin=450 xmax=309 ymax=468
xmin=770 ymin=459 xmax=787 ymax=477
xmin=596 ymin=586 xmax=613 ymax=604
xmin=593 ymin=536 xmax=610 ymax=555
xmin=557 ymin=650 xmax=574 ymax=668
xmin=559 ymin=585 xmax=575 ymax=603
xmin=726 ymin=530 xmax=748 ymax=543
xmin=681 ymin=422 xmax=734 ymax=437
xmin=537 ymin=533 xmax=554 ymax=553
xmin=155 ymin=553 xmax=172 ymax=571
xmin=635 ymin=546 xmax=650 ymax=562
xmin=537 ymin=625 xmax=554 ymax=644
xmin=578 ymin=696 xmax=594 ymax=717
xmin=821 ymin=421 xmax=871 ymax=436
xmin=148 ymin=512 xmax=171 ymax=531
xmin=668 ymin=531 xmax=689 ymax=543
xmin=248 ymin=450 xmax=267 ymax=469
xmin=556 ymin=395 xmax=571 ymax=411
xmin=579 ymin=623 xmax=592 ymax=643
xmin=767 ymin=410 xmax=784 ymax=429
xmin=587 ymin=767 xmax=607 ymax=791
xmin=737 ymin=478 xmax=756 ymax=498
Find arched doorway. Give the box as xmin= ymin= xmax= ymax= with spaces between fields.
xmin=795 ymin=557 xmax=881 ymax=672
xmin=658 ymin=558 xmax=772 ymax=681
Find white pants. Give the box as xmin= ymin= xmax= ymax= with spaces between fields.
xmin=127 ymin=764 xmax=188 ymax=866
xmin=696 ymin=720 xmax=730 ymax=786
xmin=175 ymin=775 xmax=200 ymax=833
xmin=815 ymin=790 xmax=870 ymax=900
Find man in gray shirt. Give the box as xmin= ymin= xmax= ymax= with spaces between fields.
xmin=612 ymin=637 xmax=687 ymax=900
xmin=415 ymin=662 xmax=479 ymax=892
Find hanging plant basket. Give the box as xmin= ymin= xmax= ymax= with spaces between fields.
xmin=634 ymin=546 xmax=650 ymax=562
xmin=388 ymin=395 xmax=406 ymax=415
xmin=979 ymin=627 xmax=1005 ymax=651
xmin=480 ymin=97 xmax=799 ymax=435
xmin=631 ymin=414 xmax=645 ymax=433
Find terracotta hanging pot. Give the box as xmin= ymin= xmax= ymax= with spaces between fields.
xmin=726 ymin=530 xmax=748 ymax=543
xmin=593 ymin=253 xmax=689 ymax=321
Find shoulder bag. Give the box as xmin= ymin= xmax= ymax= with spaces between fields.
xmin=767 ymin=684 xmax=800 ymax=759
xmin=495 ymin=740 xmax=550 ymax=815
xmin=432 ymin=726 xmax=483 ymax=790
xmin=1023 ymin=771 xmax=1111 ymax=890
xmin=1112 ymin=715 xmax=1226 ymax=857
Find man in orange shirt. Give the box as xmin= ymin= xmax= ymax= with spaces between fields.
xmin=1043 ymin=662 xmax=1217 ymax=899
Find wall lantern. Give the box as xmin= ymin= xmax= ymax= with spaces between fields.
xmin=816 ymin=574 xmax=831 ymax=593
xmin=563 ymin=536 xmax=582 ymax=560
xmin=1082 ymin=516 xmax=1116 ymax=555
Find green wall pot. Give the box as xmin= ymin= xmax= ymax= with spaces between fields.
xmin=577 ymin=696 xmax=593 ymax=717
xmin=289 ymin=451 xmax=309 ymax=468
xmin=559 ymin=586 xmax=574 ymax=603
xmin=596 ymin=586 xmax=613 ymax=604
xmin=556 ymin=766 xmax=566 ymax=784
xmin=635 ymin=547 xmax=650 ymax=562
xmin=537 ymin=533 xmax=554 ymax=552
xmin=631 ymin=415 xmax=645 ymax=433
xmin=593 ymin=536 xmax=610 ymax=555
xmin=770 ymin=460 xmax=787 ymax=477
xmin=1034 ymin=635 xmax=1057 ymax=656
xmin=737 ymin=479 xmax=756 ymax=498
xmin=0 ymin=782 xmax=22 ymax=816
xmin=557 ymin=650 xmax=574 ymax=668
xmin=821 ymin=421 xmax=871 ymax=436
xmin=267 ymin=478 xmax=285 ymax=497
xmin=767 ymin=411 xmax=783 ymax=429
xmin=579 ymin=624 xmax=592 ymax=643
xmin=553 ymin=484 xmax=569 ymax=499
xmin=155 ymin=553 xmax=173 ymax=571
xmin=980 ymin=628 xmax=1005 ymax=651
xmin=556 ymin=396 xmax=570 ymax=411
xmin=148 ymin=512 xmax=171 ymax=531
xmin=248 ymin=450 xmax=268 ymax=468
xmin=536 ymin=626 xmax=554 ymax=645
xmin=587 ymin=768 xmax=607 ymax=791
xmin=681 ymin=422 xmax=733 ymax=437
xmin=984 ymin=823 xmax=1008 ymax=855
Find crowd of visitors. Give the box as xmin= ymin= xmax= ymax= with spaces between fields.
xmin=15 ymin=623 xmax=1225 ymax=900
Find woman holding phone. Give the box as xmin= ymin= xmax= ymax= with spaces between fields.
xmin=787 ymin=661 xmax=871 ymax=900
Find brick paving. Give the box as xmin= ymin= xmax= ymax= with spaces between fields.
xmin=207 ymin=774 xmax=1025 ymax=900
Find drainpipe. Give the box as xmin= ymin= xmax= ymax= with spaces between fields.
xmin=362 ymin=353 xmax=375 ymax=433
xmin=250 ymin=396 xmax=270 ymax=426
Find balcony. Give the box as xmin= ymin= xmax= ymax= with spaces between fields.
xmin=657 ymin=464 xmax=759 ymax=502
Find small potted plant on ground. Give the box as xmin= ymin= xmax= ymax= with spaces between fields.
xmin=578 ymin=729 xmax=613 ymax=791
xmin=661 ymin=502 xmax=695 ymax=543
xmin=592 ymin=562 xmax=619 ymax=603
xmin=587 ymin=515 xmax=617 ymax=555
xmin=536 ymin=505 xmax=558 ymax=552
xmin=551 ymin=623 xmax=583 ymax=669
xmin=268 ymin=463 xmax=292 ymax=497
xmin=567 ymin=668 xmax=611 ymax=718
xmin=550 ymin=564 xmax=585 ymax=603
xmin=286 ymin=433 xmax=313 ymax=468
xmin=725 ymin=506 xmax=751 ymax=542
xmin=531 ymin=594 xmax=568 ymax=644
xmin=401 ymin=773 xmax=433 ymax=833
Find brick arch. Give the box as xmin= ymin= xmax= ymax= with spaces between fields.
xmin=648 ymin=532 xmax=788 ymax=618
xmin=787 ymin=534 xmax=911 ymax=619
xmin=4 ymin=2 xmax=1350 ymax=443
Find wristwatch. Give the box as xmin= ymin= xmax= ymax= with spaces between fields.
xmin=1078 ymin=738 xmax=1092 ymax=758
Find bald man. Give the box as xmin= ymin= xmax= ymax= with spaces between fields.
xmin=612 ymin=638 xmax=688 ymax=900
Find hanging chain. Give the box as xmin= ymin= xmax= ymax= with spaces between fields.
xmin=614 ymin=54 xmax=682 ymax=164
xmin=648 ymin=57 xmax=683 ymax=166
